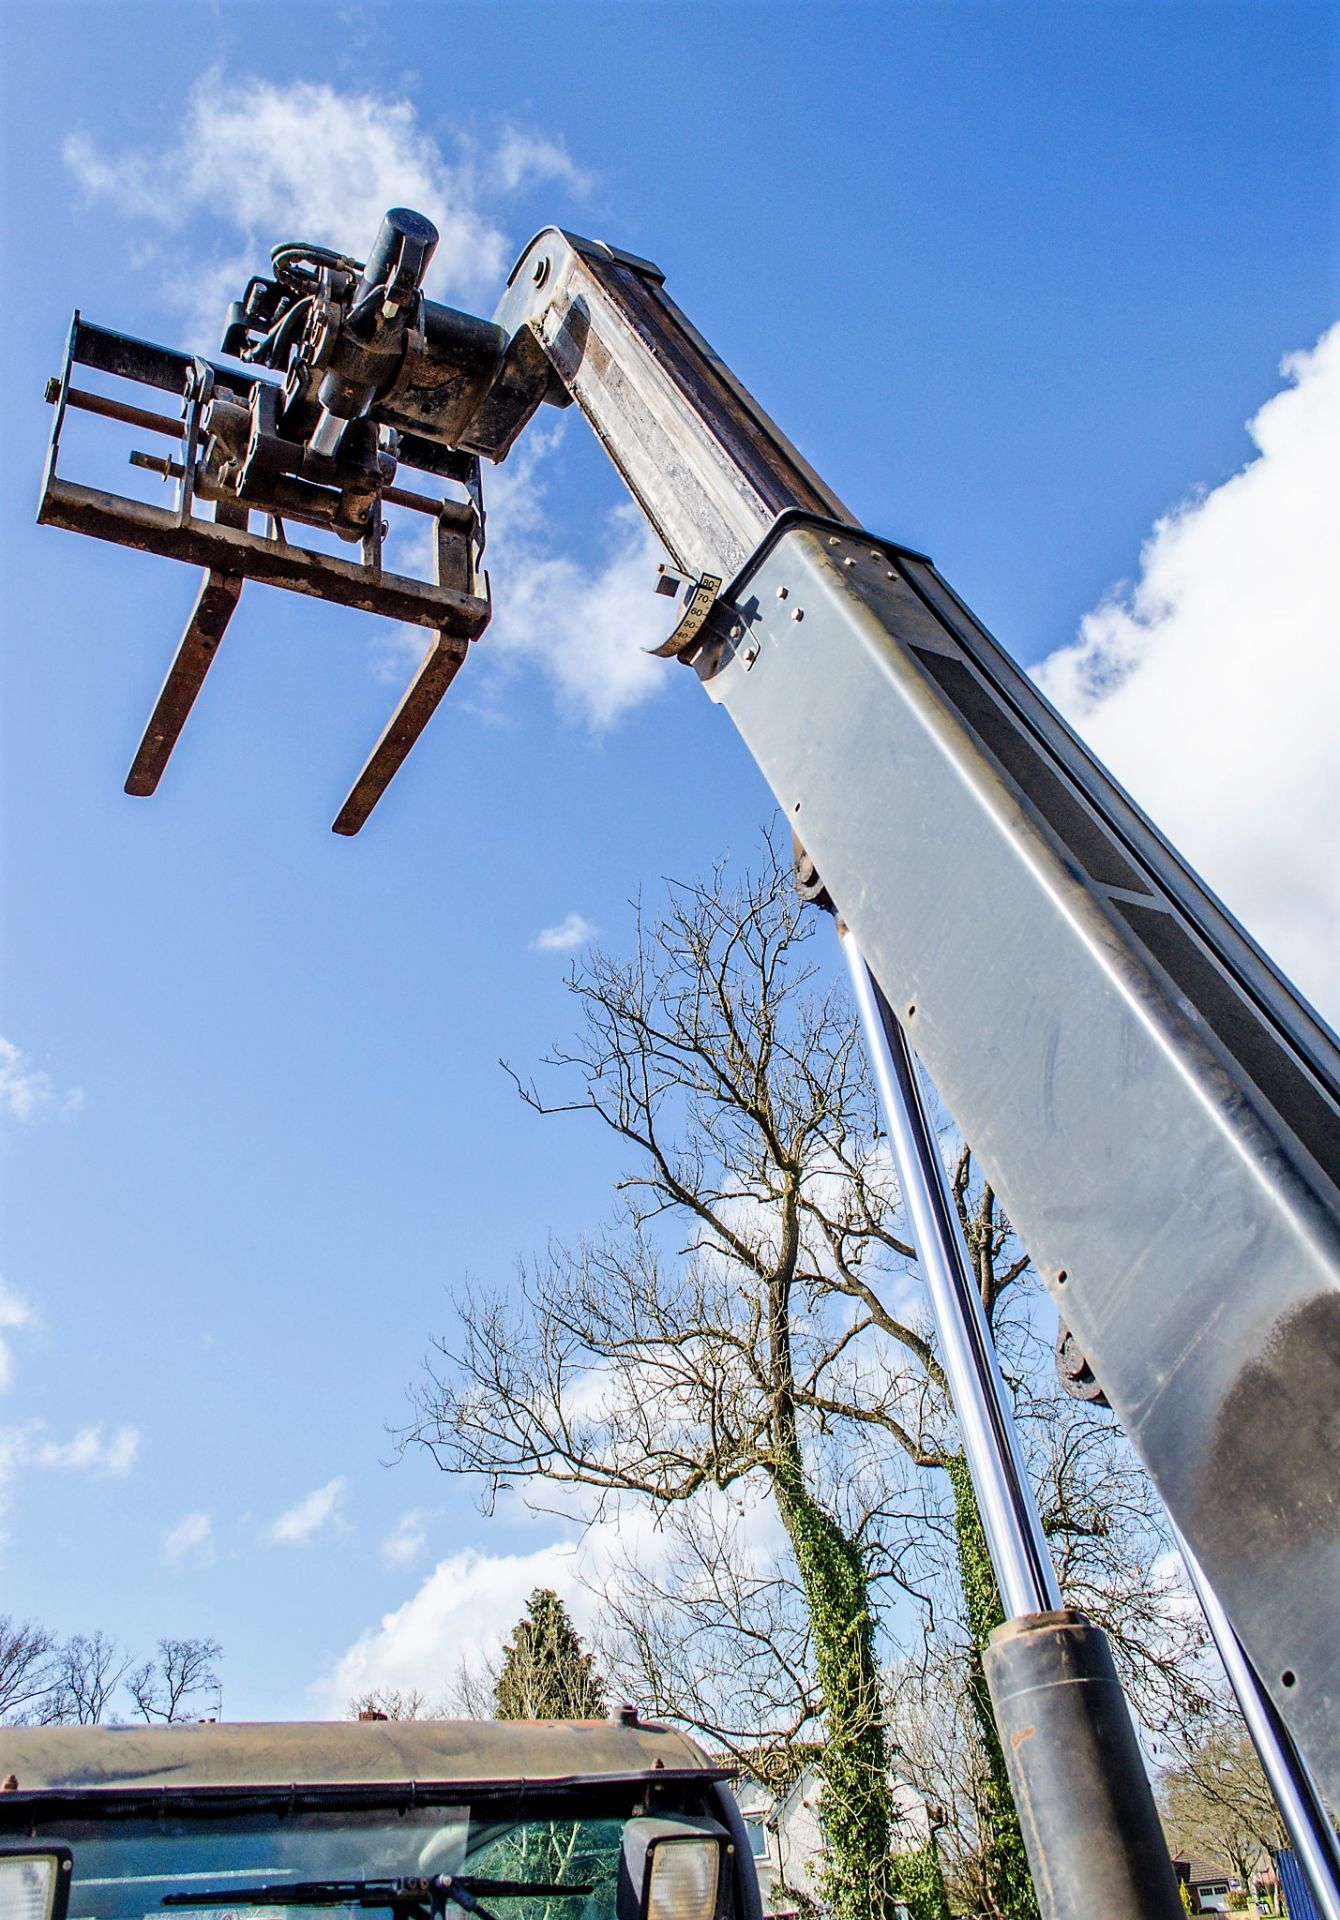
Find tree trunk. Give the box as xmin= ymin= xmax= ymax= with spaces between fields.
xmin=773 ymin=1455 xmax=947 ymax=1920
xmin=946 ymin=1453 xmax=1039 ymax=1920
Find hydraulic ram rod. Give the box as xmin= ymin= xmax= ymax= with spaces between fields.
xmin=840 ymin=931 xmax=1059 ymax=1622
xmin=494 ymin=229 xmax=1340 ymax=1804
xmin=843 ymin=936 xmax=1180 ymax=1919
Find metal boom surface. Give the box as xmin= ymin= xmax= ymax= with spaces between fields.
xmin=492 ymin=228 xmax=1340 ymax=1802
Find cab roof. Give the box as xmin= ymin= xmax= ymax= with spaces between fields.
xmin=0 ymin=1717 xmax=720 ymax=1798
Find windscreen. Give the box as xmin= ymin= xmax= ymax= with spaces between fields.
xmin=23 ymin=1805 xmax=626 ymax=1920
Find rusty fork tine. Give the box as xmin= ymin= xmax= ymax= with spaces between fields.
xmin=331 ymin=632 xmax=469 ymax=836
xmin=125 ymin=570 xmax=243 ymax=798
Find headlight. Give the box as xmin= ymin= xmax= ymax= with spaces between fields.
xmin=0 ymin=1848 xmax=73 ymax=1920
xmin=617 ymin=1818 xmax=730 ymax=1920
xmin=646 ymin=1837 xmax=721 ymax=1920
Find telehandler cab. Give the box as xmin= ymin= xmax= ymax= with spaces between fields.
xmin=0 ymin=1718 xmax=759 ymax=1920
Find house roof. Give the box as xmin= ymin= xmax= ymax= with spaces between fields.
xmin=733 ymin=1761 xmax=925 ymax=1833
xmin=1172 ymin=1852 xmax=1236 ymax=1884
xmin=731 ymin=1743 xmax=822 ymax=1794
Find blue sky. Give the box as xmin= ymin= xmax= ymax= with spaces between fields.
xmin=1 ymin=0 xmax=1336 ymax=1720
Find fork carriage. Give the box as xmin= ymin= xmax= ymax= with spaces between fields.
xmin=40 ymin=312 xmax=492 ymax=835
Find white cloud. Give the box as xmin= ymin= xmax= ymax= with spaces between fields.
xmin=0 ymin=1282 xmax=33 ymax=1330
xmin=0 ymin=1421 xmax=140 ymax=1487
xmin=533 ymin=913 xmax=599 ymax=953
xmin=380 ymin=1509 xmax=429 ymax=1567
xmin=0 ymin=1281 xmax=34 ymax=1395
xmin=477 ymin=430 xmax=673 ymax=728
xmin=1034 ymin=324 xmax=1340 ymax=1023
xmin=0 ymin=1036 xmax=83 ymax=1125
xmin=371 ymin=434 xmax=674 ymax=730
xmin=61 ymin=74 xmax=562 ymax=341
xmin=491 ymin=127 xmax=593 ymax=198
xmin=312 ymin=1494 xmax=776 ymax=1717
xmin=490 ymin=510 xmax=672 ymax=729
xmin=162 ymin=1509 xmax=215 ymax=1568
xmin=40 ymin=1425 xmax=140 ymax=1475
xmin=311 ymin=1538 xmax=583 ymax=1714
xmin=267 ymin=1475 xmax=348 ymax=1545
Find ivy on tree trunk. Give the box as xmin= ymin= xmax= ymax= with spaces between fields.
xmin=888 ymin=1840 xmax=952 ymax=1920
xmin=774 ymin=1457 xmax=950 ymax=1920
xmin=773 ymin=1457 xmax=892 ymax=1920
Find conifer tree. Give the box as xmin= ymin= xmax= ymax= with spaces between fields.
xmin=494 ymin=1589 xmax=606 ymax=1720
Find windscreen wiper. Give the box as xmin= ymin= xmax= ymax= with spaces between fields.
xmin=164 ymin=1873 xmax=594 ymax=1920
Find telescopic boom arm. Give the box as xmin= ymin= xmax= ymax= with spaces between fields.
xmin=483 ymin=224 xmax=1340 ymax=1809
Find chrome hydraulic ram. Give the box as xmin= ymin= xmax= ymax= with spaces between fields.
xmin=493 ymin=228 xmax=1340 ymax=1806
xmin=840 ymin=932 xmax=1060 ymax=1624
xmin=843 ymin=934 xmax=1181 ymax=1919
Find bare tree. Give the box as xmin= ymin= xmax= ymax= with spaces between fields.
xmin=407 ymin=840 xmax=1214 ymax=1920
xmin=0 ymin=1616 xmax=57 ymax=1722
xmin=5 ymin=1620 xmax=228 ymax=1727
xmin=128 ymin=1636 xmax=222 ymax=1723
xmin=1160 ymin=1718 xmax=1286 ymax=1901
xmin=596 ymin=1499 xmax=820 ymax=1771
xmin=1025 ymin=1390 xmax=1210 ymax=1742
xmin=442 ymin=1656 xmax=500 ymax=1718
xmin=45 ymin=1631 xmax=129 ymax=1725
xmin=887 ymin=1639 xmax=1052 ymax=1920
xmin=349 ymin=1686 xmax=429 ymax=1720
xmin=409 ymin=846 xmax=961 ymax=1920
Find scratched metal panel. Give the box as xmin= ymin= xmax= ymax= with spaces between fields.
xmin=897 ymin=555 xmax=1340 ymax=1118
xmin=705 ymin=522 xmax=1340 ymax=1805
xmin=492 ymin=231 xmax=846 ymax=578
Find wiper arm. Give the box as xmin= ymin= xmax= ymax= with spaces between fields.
xmin=164 ymin=1873 xmax=595 ymax=1919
